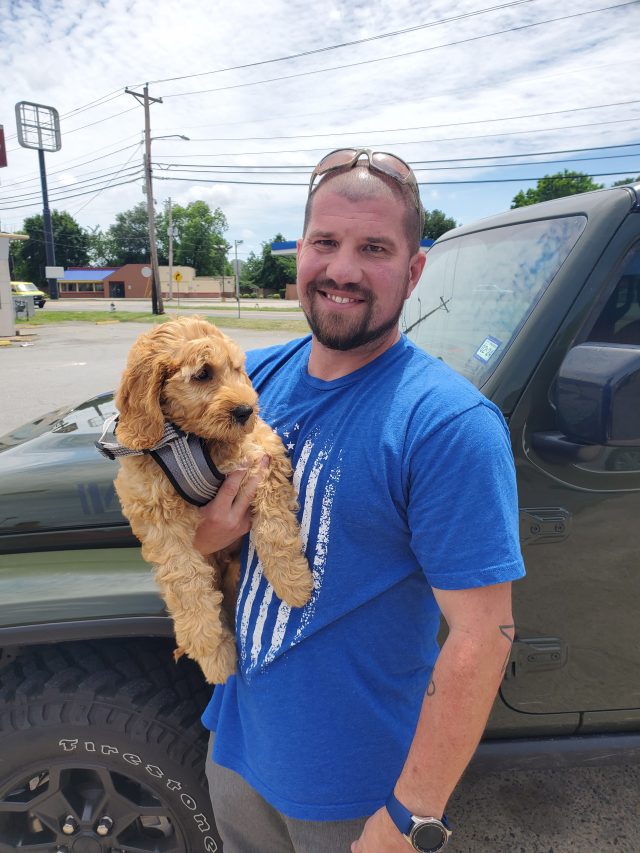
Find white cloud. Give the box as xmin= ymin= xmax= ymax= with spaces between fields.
xmin=1 ymin=0 xmax=639 ymax=255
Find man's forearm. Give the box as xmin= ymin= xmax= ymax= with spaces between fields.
xmin=394 ymin=622 xmax=514 ymax=817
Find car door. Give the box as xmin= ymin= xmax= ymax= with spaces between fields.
xmin=502 ymin=227 xmax=640 ymax=727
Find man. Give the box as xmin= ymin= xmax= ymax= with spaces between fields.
xmin=195 ymin=148 xmax=525 ymax=853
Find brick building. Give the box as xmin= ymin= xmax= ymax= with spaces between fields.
xmin=57 ymin=264 xmax=235 ymax=299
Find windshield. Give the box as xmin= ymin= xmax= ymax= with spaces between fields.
xmin=13 ymin=282 xmax=38 ymax=293
xmin=402 ymin=215 xmax=587 ymax=387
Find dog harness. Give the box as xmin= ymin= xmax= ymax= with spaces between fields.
xmin=95 ymin=413 xmax=226 ymax=507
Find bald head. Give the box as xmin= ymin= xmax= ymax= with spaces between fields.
xmin=303 ymin=166 xmax=425 ymax=253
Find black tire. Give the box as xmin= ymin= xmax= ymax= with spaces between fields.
xmin=0 ymin=639 xmax=221 ymax=852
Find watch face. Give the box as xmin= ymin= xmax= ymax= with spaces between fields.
xmin=412 ymin=821 xmax=447 ymax=853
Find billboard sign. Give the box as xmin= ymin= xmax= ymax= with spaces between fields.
xmin=15 ymin=101 xmax=61 ymax=152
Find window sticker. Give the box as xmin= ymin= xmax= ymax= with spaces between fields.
xmin=474 ymin=336 xmax=501 ymax=363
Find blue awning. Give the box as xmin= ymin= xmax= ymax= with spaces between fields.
xmin=58 ymin=269 xmax=118 ymax=282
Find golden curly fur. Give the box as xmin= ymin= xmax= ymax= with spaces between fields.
xmin=113 ymin=317 xmax=313 ymax=684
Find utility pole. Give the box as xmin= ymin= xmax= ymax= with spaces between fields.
xmin=167 ymin=197 xmax=173 ymax=301
xmin=234 ymin=239 xmax=243 ymax=319
xmin=125 ymin=84 xmax=164 ymax=315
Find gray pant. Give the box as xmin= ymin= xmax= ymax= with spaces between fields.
xmin=205 ymin=733 xmax=367 ymax=853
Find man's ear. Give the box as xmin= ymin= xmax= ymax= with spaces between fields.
xmin=406 ymin=250 xmax=427 ymax=299
xmin=114 ymin=342 xmax=167 ymax=450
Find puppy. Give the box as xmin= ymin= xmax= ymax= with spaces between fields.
xmin=111 ymin=317 xmax=313 ymax=683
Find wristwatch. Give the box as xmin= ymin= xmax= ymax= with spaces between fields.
xmin=386 ymin=792 xmax=452 ymax=852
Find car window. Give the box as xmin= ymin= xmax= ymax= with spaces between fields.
xmin=572 ymin=242 xmax=640 ymax=474
xmin=587 ymin=243 xmax=640 ymax=346
xmin=402 ymin=216 xmax=587 ymax=388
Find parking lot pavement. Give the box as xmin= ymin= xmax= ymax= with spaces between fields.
xmin=0 ymin=321 xmax=301 ymax=437
xmin=447 ymin=762 xmax=638 ymax=851
xmin=1 ymin=320 xmax=639 ymax=851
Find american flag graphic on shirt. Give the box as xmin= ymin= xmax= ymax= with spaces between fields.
xmin=236 ymin=420 xmax=342 ymax=680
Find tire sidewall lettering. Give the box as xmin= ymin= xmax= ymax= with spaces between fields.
xmin=56 ymin=737 xmax=218 ymax=851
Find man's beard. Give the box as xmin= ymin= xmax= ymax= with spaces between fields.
xmin=302 ymin=280 xmax=405 ymax=352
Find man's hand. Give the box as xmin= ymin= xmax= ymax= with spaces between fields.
xmin=351 ymin=807 xmax=407 ymax=853
xmin=193 ymin=457 xmax=269 ymax=555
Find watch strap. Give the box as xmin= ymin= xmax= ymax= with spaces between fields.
xmin=386 ymin=792 xmax=451 ymax=834
xmin=385 ymin=791 xmax=414 ymax=835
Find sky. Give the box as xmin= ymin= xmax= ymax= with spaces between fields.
xmin=1 ymin=0 xmax=639 ymax=265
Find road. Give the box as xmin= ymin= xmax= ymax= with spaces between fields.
xmin=43 ymin=295 xmax=304 ymax=321
xmin=1 ymin=320 xmax=638 ymax=852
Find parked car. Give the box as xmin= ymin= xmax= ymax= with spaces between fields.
xmin=11 ymin=280 xmax=47 ymax=308
xmin=1 ymin=184 xmax=639 ymax=850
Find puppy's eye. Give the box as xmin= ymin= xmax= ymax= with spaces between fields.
xmin=192 ymin=365 xmax=213 ymax=382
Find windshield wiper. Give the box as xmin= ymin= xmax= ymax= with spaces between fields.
xmin=404 ymin=295 xmax=451 ymax=334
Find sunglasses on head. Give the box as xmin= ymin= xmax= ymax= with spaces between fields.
xmin=308 ymin=148 xmax=422 ymax=212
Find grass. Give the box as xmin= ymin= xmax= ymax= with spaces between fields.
xmin=169 ymin=302 xmax=303 ymax=312
xmin=17 ymin=311 xmax=310 ymax=334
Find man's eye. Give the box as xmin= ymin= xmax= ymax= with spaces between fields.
xmin=365 ymin=244 xmax=385 ymax=253
xmin=192 ymin=365 xmax=213 ymax=382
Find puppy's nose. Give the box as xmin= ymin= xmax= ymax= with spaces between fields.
xmin=232 ymin=405 xmax=254 ymax=425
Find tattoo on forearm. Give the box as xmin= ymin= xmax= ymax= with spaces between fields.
xmin=426 ymin=679 xmax=436 ymax=697
xmin=499 ymin=624 xmax=515 ymax=675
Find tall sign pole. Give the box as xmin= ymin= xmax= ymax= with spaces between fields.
xmin=0 ymin=126 xmax=7 ymax=169
xmin=37 ymin=148 xmax=56 ymax=295
xmin=126 ymin=84 xmax=164 ymax=315
xmin=15 ymin=102 xmax=61 ymax=299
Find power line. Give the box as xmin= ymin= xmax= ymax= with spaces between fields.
xmin=60 ymin=90 xmax=127 ymax=120
xmin=149 ymin=0 xmax=539 ymax=86
xmin=1 ymin=176 xmax=143 ymax=212
xmin=154 ymin=151 xmax=640 ymax=176
xmin=150 ymin=145 xmax=640 ymax=171
xmin=0 ymin=164 xmax=144 ymax=205
xmin=72 ymin=145 xmax=145 ymax=216
xmin=185 ymin=99 xmax=640 ymax=143
xmin=2 ymin=90 xmax=128 ymax=145
xmin=152 ymin=57 xmax=639 ymax=135
xmin=4 ymin=107 xmax=139 ymax=155
xmin=149 ymin=115 xmax=640 ymax=160
xmin=153 ymin=169 xmax=640 ymax=188
xmin=163 ymin=2 xmax=639 ymax=99
xmin=0 ymin=140 xmax=142 ymax=190
xmin=9 ymin=97 xmax=636 ymax=190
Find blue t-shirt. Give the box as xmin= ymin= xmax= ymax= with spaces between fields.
xmin=202 ymin=334 xmax=524 ymax=820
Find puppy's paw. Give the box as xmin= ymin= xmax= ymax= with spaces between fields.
xmin=272 ymin=555 xmax=314 ymax=608
xmin=198 ymin=634 xmax=237 ymax=684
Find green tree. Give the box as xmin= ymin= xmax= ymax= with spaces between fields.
xmin=9 ymin=210 xmax=90 ymax=286
xmin=86 ymin=226 xmax=111 ymax=266
xmin=157 ymin=201 xmax=229 ymax=276
xmin=103 ymin=202 xmax=151 ymax=265
xmin=241 ymin=234 xmax=297 ymax=297
xmin=511 ymin=171 xmax=604 ymax=208
xmin=611 ymin=176 xmax=640 ymax=186
xmin=423 ymin=209 xmax=458 ymax=240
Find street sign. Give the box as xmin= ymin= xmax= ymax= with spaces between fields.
xmin=174 ymin=271 xmax=183 ymax=282
xmin=45 ymin=266 xmax=64 ymax=278
xmin=141 ymin=266 xmax=152 ymax=278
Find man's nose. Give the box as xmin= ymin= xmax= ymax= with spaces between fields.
xmin=324 ymin=247 xmax=363 ymax=285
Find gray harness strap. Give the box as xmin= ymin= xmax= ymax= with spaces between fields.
xmin=96 ymin=413 xmax=225 ymax=507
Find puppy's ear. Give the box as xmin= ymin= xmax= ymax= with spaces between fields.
xmin=115 ymin=343 xmax=168 ymax=450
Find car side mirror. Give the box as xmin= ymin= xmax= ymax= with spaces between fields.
xmin=555 ymin=342 xmax=640 ymax=446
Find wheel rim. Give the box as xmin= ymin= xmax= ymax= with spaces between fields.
xmin=0 ymin=761 xmax=187 ymax=852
